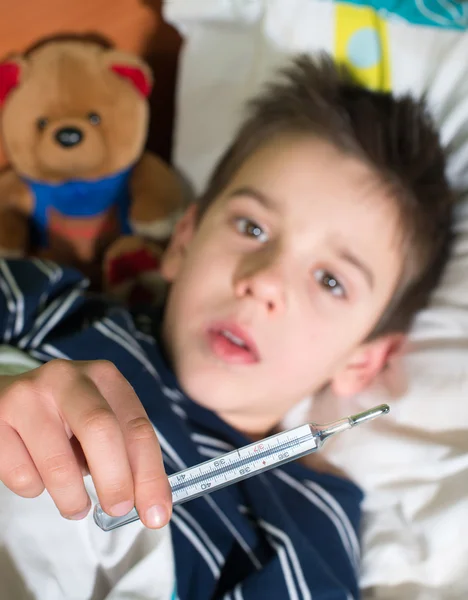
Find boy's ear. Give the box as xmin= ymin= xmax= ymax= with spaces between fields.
xmin=160 ymin=204 xmax=198 ymax=282
xmin=330 ymin=333 xmax=405 ymax=398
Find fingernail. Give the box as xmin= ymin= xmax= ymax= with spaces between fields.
xmin=108 ymin=500 xmax=134 ymax=517
xmin=68 ymin=506 xmax=91 ymax=520
xmin=145 ymin=504 xmax=168 ymax=528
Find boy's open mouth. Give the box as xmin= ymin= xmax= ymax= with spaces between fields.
xmin=207 ymin=323 xmax=259 ymax=364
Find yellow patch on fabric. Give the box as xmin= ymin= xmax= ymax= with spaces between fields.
xmin=334 ymin=3 xmax=391 ymax=92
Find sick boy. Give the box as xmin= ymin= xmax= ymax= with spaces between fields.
xmin=0 ymin=55 xmax=454 ymax=599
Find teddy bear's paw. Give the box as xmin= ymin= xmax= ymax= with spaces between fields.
xmin=103 ymin=235 xmax=166 ymax=306
xmin=104 ymin=235 xmax=150 ymax=262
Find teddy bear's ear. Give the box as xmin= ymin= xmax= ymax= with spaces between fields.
xmin=111 ymin=64 xmax=152 ymax=97
xmin=0 ymin=57 xmax=26 ymax=106
xmin=103 ymin=50 xmax=153 ymax=98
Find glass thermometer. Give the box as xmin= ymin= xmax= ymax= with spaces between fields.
xmin=94 ymin=404 xmax=389 ymax=531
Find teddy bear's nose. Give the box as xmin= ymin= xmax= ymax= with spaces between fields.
xmin=55 ymin=127 xmax=84 ymax=148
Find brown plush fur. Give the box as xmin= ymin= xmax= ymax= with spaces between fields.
xmin=0 ymin=39 xmax=182 ymax=285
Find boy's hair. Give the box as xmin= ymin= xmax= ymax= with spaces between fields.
xmin=197 ymin=54 xmax=455 ymax=338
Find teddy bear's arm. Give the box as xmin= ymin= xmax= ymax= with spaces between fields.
xmin=129 ymin=151 xmax=184 ymax=241
xmin=0 ymin=168 xmax=33 ymax=256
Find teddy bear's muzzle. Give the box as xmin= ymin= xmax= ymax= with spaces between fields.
xmin=36 ymin=120 xmax=107 ymax=177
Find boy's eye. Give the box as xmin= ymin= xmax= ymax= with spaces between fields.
xmin=235 ymin=217 xmax=269 ymax=243
xmin=314 ymin=269 xmax=346 ymax=298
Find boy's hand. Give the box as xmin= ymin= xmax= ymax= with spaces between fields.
xmin=0 ymin=360 xmax=171 ymax=529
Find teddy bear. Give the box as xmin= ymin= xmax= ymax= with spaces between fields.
xmin=0 ymin=38 xmax=183 ymax=291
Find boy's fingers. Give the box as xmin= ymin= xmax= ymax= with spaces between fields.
xmin=125 ymin=416 xmax=172 ymax=528
xmin=0 ymin=359 xmax=170 ymax=528
xmin=84 ymin=361 xmax=172 ymax=528
xmin=0 ymin=420 xmax=44 ymax=498
xmin=60 ymin=376 xmax=135 ymax=518
xmin=11 ymin=407 xmax=91 ymax=519
xmin=4 ymin=365 xmax=133 ymax=520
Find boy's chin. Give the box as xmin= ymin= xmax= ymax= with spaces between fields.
xmin=178 ymin=372 xmax=288 ymax=435
xmin=181 ymin=374 xmax=240 ymax=414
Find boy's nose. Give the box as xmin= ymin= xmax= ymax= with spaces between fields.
xmin=234 ymin=256 xmax=285 ymax=314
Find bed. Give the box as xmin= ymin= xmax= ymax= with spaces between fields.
xmin=1 ymin=0 xmax=468 ymax=598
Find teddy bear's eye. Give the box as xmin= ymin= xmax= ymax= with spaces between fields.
xmin=36 ymin=117 xmax=48 ymax=131
xmin=88 ymin=112 xmax=101 ymax=125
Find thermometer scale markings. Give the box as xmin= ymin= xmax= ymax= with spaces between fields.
xmin=170 ymin=430 xmax=314 ymax=496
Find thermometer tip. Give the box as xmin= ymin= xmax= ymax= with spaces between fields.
xmin=349 ymin=404 xmax=390 ymax=427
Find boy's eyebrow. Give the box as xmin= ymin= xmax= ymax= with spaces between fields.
xmin=228 ymin=186 xmax=277 ymax=209
xmin=337 ymin=248 xmax=374 ymax=289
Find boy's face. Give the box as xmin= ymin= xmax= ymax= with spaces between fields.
xmin=162 ymin=135 xmax=403 ymax=435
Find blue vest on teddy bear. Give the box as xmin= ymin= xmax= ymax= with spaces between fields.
xmin=23 ymin=166 xmax=133 ymax=248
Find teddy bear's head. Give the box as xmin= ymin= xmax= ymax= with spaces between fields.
xmin=0 ymin=40 xmax=153 ymax=182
